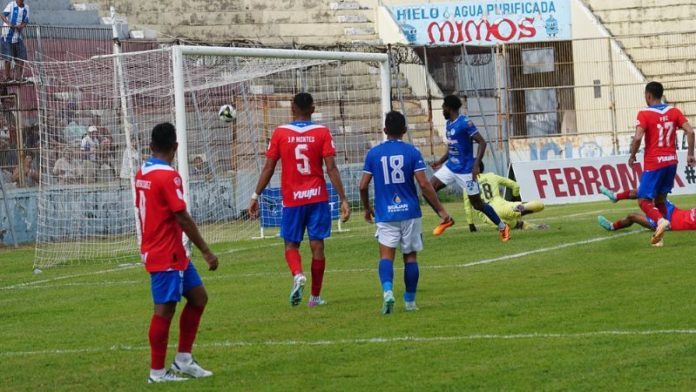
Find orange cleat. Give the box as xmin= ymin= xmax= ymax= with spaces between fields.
xmin=499 ymin=224 xmax=510 ymax=242
xmin=432 ymin=218 xmax=455 ymax=236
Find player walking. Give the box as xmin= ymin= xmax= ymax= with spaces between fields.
xmin=629 ymin=82 xmax=695 ymax=245
xmin=135 ymin=123 xmax=219 ymax=383
xmin=430 ymin=95 xmax=510 ymax=241
xmin=249 ymin=92 xmax=350 ymax=307
xmin=359 ymin=111 xmax=451 ymax=314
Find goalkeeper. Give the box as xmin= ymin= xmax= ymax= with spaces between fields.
xmin=464 ymin=162 xmax=547 ymax=231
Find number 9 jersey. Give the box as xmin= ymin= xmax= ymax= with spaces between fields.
xmin=266 ymin=121 xmax=336 ymax=207
xmin=637 ymin=104 xmax=689 ymax=171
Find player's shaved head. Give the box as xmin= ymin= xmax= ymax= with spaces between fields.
xmin=292 ymin=92 xmax=314 ymax=114
xmin=150 ymin=122 xmax=177 ymax=153
xmin=645 ymin=82 xmax=664 ymax=100
xmin=443 ymin=95 xmax=462 ymax=111
xmin=384 ymin=110 xmax=407 ymax=137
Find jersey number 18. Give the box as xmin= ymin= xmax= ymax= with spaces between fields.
xmin=380 ymin=155 xmax=405 ymax=184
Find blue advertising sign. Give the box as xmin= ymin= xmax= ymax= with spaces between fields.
xmin=259 ymin=185 xmax=339 ymax=228
xmin=388 ymin=1 xmax=571 ymax=46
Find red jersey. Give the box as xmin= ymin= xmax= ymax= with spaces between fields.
xmin=637 ymin=104 xmax=689 ymax=170
xmin=266 ymin=121 xmax=336 ymax=207
xmin=134 ymin=158 xmax=188 ymax=272
xmin=670 ymin=207 xmax=696 ymax=231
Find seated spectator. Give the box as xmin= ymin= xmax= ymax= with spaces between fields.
xmin=80 ymin=160 xmax=97 ymax=184
xmin=52 ymin=147 xmax=79 ymax=184
xmin=80 ymin=126 xmax=99 ymax=161
xmin=12 ymin=151 xmax=38 ymax=187
xmin=97 ymin=138 xmax=116 ymax=182
xmin=63 ymin=120 xmax=86 ymax=143
xmin=119 ymin=138 xmax=141 ymax=180
xmin=191 ymin=155 xmax=213 ymax=181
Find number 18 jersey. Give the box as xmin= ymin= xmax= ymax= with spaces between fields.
xmin=363 ymin=140 xmax=426 ymax=223
xmin=267 ymin=121 xmax=336 ymax=207
xmin=637 ymin=104 xmax=689 ymax=171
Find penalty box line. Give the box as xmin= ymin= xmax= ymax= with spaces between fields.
xmin=2 ymin=230 xmax=644 ymax=291
xmin=3 ymin=328 xmax=696 ymax=358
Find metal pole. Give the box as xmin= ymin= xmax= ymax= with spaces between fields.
xmin=0 ymin=171 xmax=18 ymax=247
xmin=379 ymin=52 xmax=392 ymax=135
xmin=172 ymin=45 xmax=191 ymax=250
xmin=390 ymin=45 xmax=412 ymax=143
xmin=423 ymin=46 xmax=435 ymax=157
xmin=607 ymin=37 xmax=619 ymax=154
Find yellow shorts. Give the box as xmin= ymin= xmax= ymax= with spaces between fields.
xmin=476 ymin=199 xmax=522 ymax=226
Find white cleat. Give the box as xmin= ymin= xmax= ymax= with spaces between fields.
xmin=382 ymin=290 xmax=395 ymax=315
xmin=171 ymin=358 xmax=213 ymax=378
xmin=148 ymin=370 xmax=188 ymax=384
xmin=404 ymin=301 xmax=419 ymax=312
xmin=289 ymin=274 xmax=307 ymax=306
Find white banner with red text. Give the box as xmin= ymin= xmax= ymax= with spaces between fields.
xmin=512 ymin=151 xmax=696 ymax=205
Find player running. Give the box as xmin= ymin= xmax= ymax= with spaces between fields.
xmin=464 ymin=161 xmax=546 ymax=231
xmin=628 ymin=82 xmax=695 ymax=245
xmin=359 ymin=111 xmax=452 ymax=314
xmin=135 ymin=123 xmax=219 ymax=384
xmin=429 ymin=95 xmax=510 ymax=241
xmin=249 ymin=92 xmax=350 ymax=307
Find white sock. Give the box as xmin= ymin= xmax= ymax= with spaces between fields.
xmin=150 ymin=368 xmax=166 ymax=378
xmin=175 ymin=352 xmax=192 ymax=364
xmin=498 ymin=222 xmax=507 ymax=230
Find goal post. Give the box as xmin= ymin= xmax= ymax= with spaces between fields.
xmin=32 ymin=45 xmax=392 ymax=268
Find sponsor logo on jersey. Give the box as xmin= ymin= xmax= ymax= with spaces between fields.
xmin=388 ymin=193 xmax=410 ymax=213
xmin=657 ymin=155 xmax=677 ymax=163
xmin=292 ymin=186 xmax=322 ymax=200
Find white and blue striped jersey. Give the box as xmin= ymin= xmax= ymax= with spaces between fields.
xmin=444 ymin=114 xmax=478 ymax=174
xmin=2 ymin=1 xmax=28 ymax=44
xmin=363 ymin=139 xmax=426 ymax=223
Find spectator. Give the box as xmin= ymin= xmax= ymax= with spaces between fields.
xmin=63 ymin=119 xmax=85 ymax=143
xmin=52 ymin=148 xmax=79 ymax=184
xmin=0 ymin=0 xmax=28 ymax=82
xmin=191 ymin=155 xmax=213 ymax=181
xmin=119 ymin=137 xmax=141 ymax=180
xmin=97 ymin=137 xmax=116 ymax=181
xmin=80 ymin=125 xmax=99 ymax=161
xmin=0 ymin=97 xmax=15 ymax=145
xmin=12 ymin=151 xmax=38 ymax=187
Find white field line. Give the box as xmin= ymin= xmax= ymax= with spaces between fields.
xmin=3 ymin=328 xmax=696 ymax=357
xmin=2 ymin=230 xmax=643 ymax=291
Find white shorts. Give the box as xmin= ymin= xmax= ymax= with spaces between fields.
xmin=375 ymin=218 xmax=423 ymax=254
xmin=434 ymin=165 xmax=480 ymax=195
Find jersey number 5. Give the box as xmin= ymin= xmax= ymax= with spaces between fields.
xmin=295 ymin=144 xmax=310 ymax=175
xmin=380 ymin=155 xmax=405 ymax=184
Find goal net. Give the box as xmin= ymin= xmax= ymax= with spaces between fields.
xmin=32 ymin=45 xmax=390 ymax=268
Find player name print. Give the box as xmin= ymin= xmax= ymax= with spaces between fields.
xmin=287 ymin=136 xmax=315 ymax=143
xmin=513 ymin=151 xmax=696 ymax=205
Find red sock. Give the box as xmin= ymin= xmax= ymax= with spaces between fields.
xmin=149 ymin=314 xmax=172 ymax=370
xmin=178 ymin=303 xmax=205 ymax=354
xmin=615 ymin=190 xmax=631 ymax=200
xmin=311 ymin=258 xmax=326 ymax=297
xmin=656 ymin=202 xmax=668 ymax=217
xmin=613 ymin=220 xmax=626 ymax=230
xmin=639 ymin=199 xmax=663 ymax=223
xmin=285 ymin=248 xmax=303 ymax=276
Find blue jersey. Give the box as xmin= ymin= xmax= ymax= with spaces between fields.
xmin=444 ymin=115 xmax=479 ymax=174
xmin=363 ymin=140 xmax=426 ymax=223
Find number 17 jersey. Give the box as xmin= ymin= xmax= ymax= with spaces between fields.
xmin=363 ymin=140 xmax=426 ymax=223
xmin=267 ymin=121 xmax=336 ymax=207
xmin=637 ymin=104 xmax=689 ymax=171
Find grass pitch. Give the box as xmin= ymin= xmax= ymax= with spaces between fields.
xmin=3 ymin=197 xmax=696 ymax=391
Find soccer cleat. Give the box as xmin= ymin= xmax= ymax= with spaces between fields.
xmin=289 ymin=274 xmax=306 ymax=306
xmin=404 ymin=301 xmax=419 ymax=312
xmin=598 ymin=216 xmax=614 ymax=231
xmin=652 ymin=239 xmax=664 ymax=248
xmin=599 ymin=185 xmax=617 ymax=203
xmin=651 ymin=219 xmax=671 ymax=245
xmin=171 ymin=358 xmax=213 ymax=378
xmin=308 ymin=296 xmax=326 ymax=308
xmin=382 ymin=290 xmax=395 ymax=315
xmin=148 ymin=370 xmax=188 ymax=384
xmin=432 ymin=217 xmax=455 ymax=236
xmin=499 ymin=224 xmax=511 ymax=242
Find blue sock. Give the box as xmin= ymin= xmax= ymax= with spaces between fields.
xmin=403 ymin=262 xmax=419 ymax=302
xmin=482 ymin=203 xmax=502 ymax=226
xmin=378 ymin=259 xmax=393 ymax=292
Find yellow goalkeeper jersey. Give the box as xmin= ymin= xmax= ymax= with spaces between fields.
xmin=464 ymin=172 xmax=520 ymax=225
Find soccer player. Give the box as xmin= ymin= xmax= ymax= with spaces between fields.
xmin=249 ymin=92 xmax=350 ymax=307
xmin=359 ymin=111 xmax=452 ymax=314
xmin=464 ymin=161 xmax=546 ymax=231
xmin=628 ymin=81 xmax=695 ymax=245
xmin=429 ymin=95 xmax=510 ymax=241
xmin=135 ymin=123 xmax=219 ymax=383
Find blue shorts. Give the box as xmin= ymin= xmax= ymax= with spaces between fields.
xmin=280 ymin=201 xmax=331 ymax=243
xmin=150 ymin=261 xmax=203 ymax=305
xmin=637 ymin=165 xmax=677 ymax=200
xmin=1 ymin=40 xmax=26 ymax=60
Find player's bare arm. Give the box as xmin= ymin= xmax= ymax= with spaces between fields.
xmin=628 ymin=126 xmax=645 ymax=166
xmin=415 ymin=170 xmax=450 ymax=224
xmin=471 ymin=133 xmax=487 ymax=179
xmin=682 ymin=121 xmax=695 ymax=166
xmin=324 ymin=155 xmax=350 ymax=222
xmin=431 ymin=151 xmax=448 ymax=170
xmin=358 ymin=172 xmax=374 ymax=223
xmin=248 ymin=157 xmax=278 ymax=218
xmin=174 ymin=210 xmax=218 ymax=271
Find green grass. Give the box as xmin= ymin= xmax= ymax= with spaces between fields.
xmin=3 ymin=197 xmax=696 ymax=391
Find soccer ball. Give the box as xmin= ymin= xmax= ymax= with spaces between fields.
xmin=218 ymin=104 xmax=237 ymax=123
